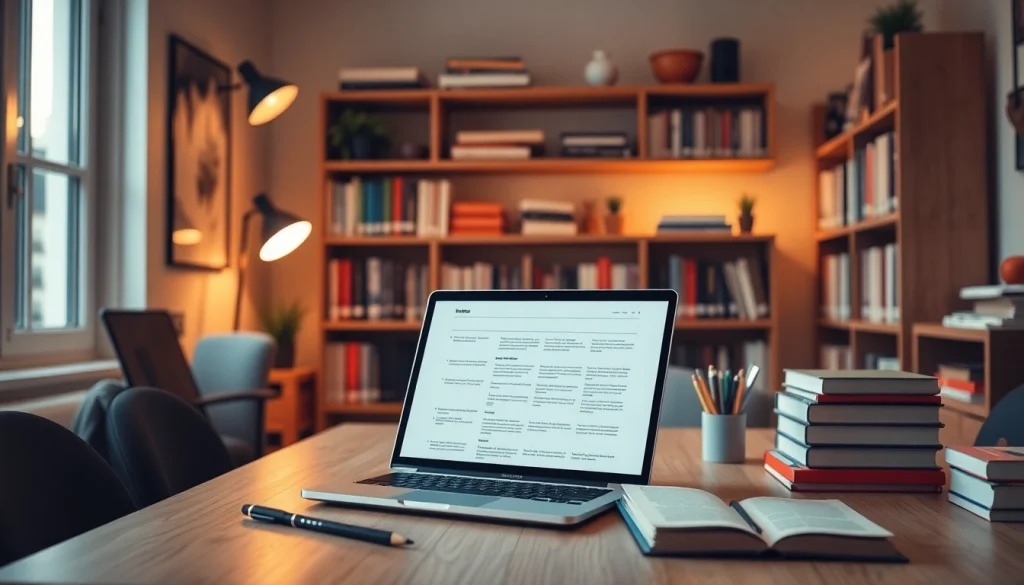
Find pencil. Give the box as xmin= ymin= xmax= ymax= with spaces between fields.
xmin=691 ymin=373 xmax=713 ymax=413
xmin=708 ymin=366 xmax=718 ymax=413
xmin=722 ymin=370 xmax=732 ymax=412
xmin=732 ymin=368 xmax=746 ymax=414
xmin=696 ymin=371 xmax=718 ymax=414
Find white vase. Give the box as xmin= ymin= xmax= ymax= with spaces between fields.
xmin=585 ymin=50 xmax=618 ymax=86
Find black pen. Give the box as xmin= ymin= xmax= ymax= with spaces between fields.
xmin=242 ymin=504 xmax=413 ymax=547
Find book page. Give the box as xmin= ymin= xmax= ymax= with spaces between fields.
xmin=622 ymin=485 xmax=755 ymax=533
xmin=740 ymin=498 xmax=893 ymax=547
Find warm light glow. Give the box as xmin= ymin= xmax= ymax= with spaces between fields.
xmin=259 ymin=220 xmax=311 ymax=261
xmin=172 ymin=228 xmax=203 ymax=246
xmin=248 ymin=85 xmax=298 ymax=126
xmin=15 ymin=116 xmax=23 ymax=128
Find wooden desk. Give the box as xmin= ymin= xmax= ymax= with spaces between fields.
xmin=1 ymin=427 xmax=1021 ymax=584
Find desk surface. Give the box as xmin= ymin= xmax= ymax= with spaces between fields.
xmin=1 ymin=425 xmax=1022 ymax=585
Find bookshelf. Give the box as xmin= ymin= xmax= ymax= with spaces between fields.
xmin=811 ymin=33 xmax=988 ymax=377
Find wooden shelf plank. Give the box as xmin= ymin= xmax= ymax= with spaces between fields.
xmin=817 ymin=319 xmax=851 ymax=331
xmin=324 ymin=402 xmax=403 ymax=416
xmin=851 ymin=320 xmax=900 ymax=335
xmin=324 ymin=158 xmax=775 ymax=174
xmin=815 ymin=134 xmax=849 ymax=161
xmin=816 ymin=213 xmax=899 ymax=242
xmin=322 ymin=89 xmax=434 ymax=105
xmin=323 ymin=234 xmax=774 ymax=247
xmin=649 ymin=233 xmax=774 ymax=244
xmin=912 ymin=323 xmax=987 ymax=343
xmin=323 ymin=321 xmax=421 ymax=332
xmin=675 ymin=319 xmax=772 ymax=331
xmin=815 ymin=100 xmax=899 ymax=163
xmin=440 ymin=234 xmax=640 ymax=246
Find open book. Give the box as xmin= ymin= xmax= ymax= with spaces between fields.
xmin=618 ymin=485 xmax=905 ymax=562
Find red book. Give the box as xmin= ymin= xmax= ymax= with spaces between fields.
xmin=684 ymin=259 xmax=698 ymax=319
xmin=392 ymin=177 xmax=403 ymax=235
xmin=936 ymin=376 xmax=984 ymax=394
xmin=345 ymin=343 xmax=360 ymax=403
xmin=452 ymin=202 xmax=504 ymax=217
xmin=765 ymin=450 xmax=945 ymax=486
xmin=721 ymin=110 xmax=732 ymax=156
xmin=597 ymin=257 xmax=612 ymax=289
xmin=338 ymin=259 xmax=352 ymax=320
xmin=534 ymin=266 xmax=545 ymax=289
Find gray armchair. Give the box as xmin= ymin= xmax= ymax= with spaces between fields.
xmin=192 ymin=332 xmax=277 ymax=464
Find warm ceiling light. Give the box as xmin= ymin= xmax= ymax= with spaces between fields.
xmin=237 ymin=61 xmax=298 ymax=126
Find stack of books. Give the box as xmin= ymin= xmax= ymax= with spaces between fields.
xmin=817 ymin=131 xmax=897 ymax=229
xmin=438 ymin=56 xmax=530 ymax=89
xmin=450 ymin=129 xmax=543 ymax=161
xmin=656 ymin=215 xmax=731 ymax=233
xmin=947 ymin=446 xmax=1024 ymax=521
xmin=327 ymin=176 xmax=450 ymax=237
xmin=935 ymin=362 xmax=984 ymax=405
xmin=519 ymin=199 xmax=576 ymax=236
xmin=449 ymin=202 xmax=504 ymax=236
xmin=647 ymin=107 xmax=767 ymax=159
xmin=767 ymin=370 xmax=946 ymax=493
xmin=326 ymin=259 xmax=431 ymax=323
xmin=560 ymin=133 xmax=631 ymax=158
xmin=944 ymin=285 xmax=1024 ymax=329
xmin=652 ymin=255 xmax=768 ymax=320
xmin=440 ymin=256 xmax=640 ymax=290
xmin=324 ymin=340 xmax=416 ymax=405
xmin=337 ymin=67 xmax=427 ymax=90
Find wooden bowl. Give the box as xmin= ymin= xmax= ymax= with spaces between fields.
xmin=649 ymin=49 xmax=704 ymax=84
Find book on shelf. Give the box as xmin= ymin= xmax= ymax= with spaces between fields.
xmin=337 ymin=67 xmax=427 ymax=90
xmin=821 ymin=252 xmax=850 ymax=321
xmin=653 ymin=255 xmax=768 ymax=320
xmin=456 ymin=129 xmax=544 ymax=145
xmin=518 ymin=199 xmax=576 ymax=235
xmin=647 ymin=106 xmax=766 ymax=160
xmin=671 ymin=340 xmax=768 ymax=392
xmin=820 ymin=344 xmax=852 ymax=369
xmin=327 ymin=177 xmax=451 ymax=237
xmin=817 ymin=131 xmax=897 ymax=230
xmin=617 ymin=485 xmax=904 ymax=561
xmin=445 ymin=56 xmax=525 ymax=72
xmin=441 ymin=256 xmax=640 ymax=290
xmin=438 ymin=72 xmax=531 ymax=89
xmin=960 ymin=284 xmax=1024 ymax=300
xmin=941 ymin=311 xmax=1024 ymax=330
xmin=859 ymin=243 xmax=898 ymax=324
xmin=656 ymin=215 xmax=732 ymax=233
xmin=327 ymin=258 xmax=430 ymax=323
xmin=938 ymin=362 xmax=983 ymax=381
xmin=324 ymin=340 xmax=415 ymax=405
xmin=939 ymin=386 xmax=984 ymax=404
xmin=450 ymin=145 xmax=532 ymax=160
xmin=560 ymin=132 xmax=632 ymax=158
xmin=764 ymin=450 xmax=944 ymax=493
xmin=947 ymin=446 xmax=1024 ymax=521
xmin=450 ymin=201 xmax=504 ymax=236
xmin=973 ymin=297 xmax=1024 ymax=318
xmin=936 ymin=376 xmax=983 ymax=394
xmin=864 ymin=353 xmax=899 ymax=370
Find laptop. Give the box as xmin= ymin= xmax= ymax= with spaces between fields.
xmin=302 ymin=289 xmax=678 ymax=526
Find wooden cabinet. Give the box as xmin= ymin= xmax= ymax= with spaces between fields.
xmin=265 ymin=367 xmax=317 ymax=448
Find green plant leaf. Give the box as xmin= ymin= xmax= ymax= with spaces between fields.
xmin=258 ymin=300 xmax=308 ymax=345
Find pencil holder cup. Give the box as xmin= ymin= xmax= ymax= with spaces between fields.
xmin=701 ymin=412 xmax=746 ymax=463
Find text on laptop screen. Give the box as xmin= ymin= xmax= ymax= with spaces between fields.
xmin=400 ymin=299 xmax=670 ymax=475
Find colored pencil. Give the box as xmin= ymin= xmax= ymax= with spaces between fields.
xmin=732 ymin=368 xmax=746 ymax=414
xmin=691 ymin=373 xmax=713 ymax=413
xmin=696 ymin=372 xmax=718 ymax=414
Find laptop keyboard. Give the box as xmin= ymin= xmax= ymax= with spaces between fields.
xmin=358 ymin=473 xmax=612 ymax=504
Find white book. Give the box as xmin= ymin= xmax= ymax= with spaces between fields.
xmin=836 ymin=164 xmax=848 ymax=227
xmin=328 ymin=259 xmax=340 ymax=321
xmin=723 ymin=261 xmax=747 ymax=320
xmin=521 ymin=220 xmax=577 ymax=236
xmin=611 ymin=263 xmax=628 ymax=290
xmin=427 ymin=180 xmax=438 ymax=236
xmin=752 ymin=109 xmax=764 ymax=156
xmin=438 ymin=179 xmax=451 ymax=236
xmin=670 ymin=109 xmax=682 ymax=158
xmin=884 ymin=243 xmax=897 ymax=323
xmin=693 ymin=110 xmax=706 ymax=158
xmin=366 ymin=258 xmax=382 ymax=320
xmin=345 ymin=179 xmax=359 ymax=236
xmin=518 ymin=198 xmax=575 ymax=214
xmin=438 ymin=72 xmax=531 ymax=89
xmin=739 ymin=109 xmax=751 ymax=157
xmin=461 ymin=266 xmax=473 ymax=290
xmin=940 ymin=386 xmax=984 ymax=404
xmin=875 ymin=135 xmax=889 ymax=216
xmin=960 ymin=284 xmax=1024 ymax=300
xmin=861 ymin=250 xmax=870 ymax=321
xmin=735 ymin=258 xmax=759 ymax=321
xmin=838 ymin=252 xmax=850 ymax=321
xmin=845 ymin=158 xmax=856 ymax=225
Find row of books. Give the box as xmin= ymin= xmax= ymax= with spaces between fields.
xmin=944 ymin=284 xmax=1024 ymax=330
xmin=669 ymin=340 xmax=768 ymax=393
xmin=819 ymin=344 xmax=852 ymax=370
xmin=647 ymin=107 xmax=767 ymax=160
xmin=946 ymin=446 xmax=1024 ymax=521
xmin=653 ymin=255 xmax=769 ymax=320
xmin=337 ymin=57 xmax=531 ymax=90
xmin=821 ymin=244 xmax=898 ymax=323
xmin=323 ymin=341 xmax=415 ymax=404
xmin=768 ymin=370 xmax=945 ymax=493
xmin=655 ymin=214 xmax=732 ymax=234
xmin=327 ymin=177 xmax=451 ymax=237
xmin=326 ymin=258 xmax=430 ymax=322
xmin=440 ymin=258 xmax=641 ymax=290
xmin=865 ymin=352 xmax=899 ymax=371
xmin=450 ymin=129 xmax=542 ymax=161
xmin=935 ymin=362 xmax=984 ymax=405
xmin=817 ymin=131 xmax=898 ymax=230
xmin=561 ymin=133 xmax=632 ymax=158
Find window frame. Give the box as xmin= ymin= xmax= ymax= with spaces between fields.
xmin=0 ymin=0 xmax=99 ymax=360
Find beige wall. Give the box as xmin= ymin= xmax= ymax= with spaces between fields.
xmin=266 ymin=0 xmax=945 ymax=370
xmin=146 ymin=0 xmax=274 ymax=355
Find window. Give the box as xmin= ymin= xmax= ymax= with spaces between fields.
xmin=1 ymin=0 xmax=97 ymax=359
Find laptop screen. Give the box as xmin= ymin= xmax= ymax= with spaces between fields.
xmin=397 ymin=297 xmax=672 ymax=479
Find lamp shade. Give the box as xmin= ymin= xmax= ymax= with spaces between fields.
xmin=237 ymin=61 xmax=298 ymax=126
xmin=252 ymin=194 xmax=311 ymax=261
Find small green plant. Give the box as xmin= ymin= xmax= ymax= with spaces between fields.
xmin=606 ymin=196 xmax=623 ymax=214
xmin=868 ymin=0 xmax=923 ymax=49
xmin=258 ymin=300 xmax=307 ymax=347
xmin=739 ymin=194 xmax=756 ymax=216
xmin=326 ymin=109 xmax=391 ymax=159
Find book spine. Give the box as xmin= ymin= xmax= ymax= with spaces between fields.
xmin=328 ymin=259 xmax=340 ymax=321
xmin=438 ymin=179 xmax=451 ymax=236
xmin=345 ymin=342 xmax=359 ymax=403
xmin=597 ymin=256 xmax=612 ymax=290
xmin=670 ymin=109 xmax=682 ymax=158
xmin=392 ymin=177 xmax=403 ymax=235
xmin=367 ymin=257 xmax=382 ymax=320
xmin=339 ymin=259 xmax=352 ymax=320
xmin=351 ymin=259 xmax=366 ymax=319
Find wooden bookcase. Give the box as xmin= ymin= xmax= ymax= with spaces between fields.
xmin=315 ymin=84 xmax=779 ymax=424
xmin=912 ymin=324 xmax=1024 ymax=446
xmin=811 ymin=32 xmax=988 ymax=372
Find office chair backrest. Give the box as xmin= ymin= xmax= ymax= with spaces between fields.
xmin=106 ymin=387 xmax=235 ymax=508
xmin=0 ymin=411 xmax=136 ymax=567
xmin=975 ymin=385 xmax=1024 ymax=446
xmin=192 ymin=332 xmax=275 ymax=458
xmin=100 ymin=309 xmax=202 ymax=403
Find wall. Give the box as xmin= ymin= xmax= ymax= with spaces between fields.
xmin=146 ymin=0 xmax=274 ymax=355
xmin=267 ymin=0 xmax=944 ymax=369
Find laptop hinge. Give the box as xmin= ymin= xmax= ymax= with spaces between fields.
xmin=391 ymin=466 xmax=418 ymax=472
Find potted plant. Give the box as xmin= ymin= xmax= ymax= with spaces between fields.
xmin=258 ymin=300 xmax=307 ymax=369
xmin=868 ymin=0 xmax=922 ymax=104
xmin=605 ymin=196 xmax=624 ymax=235
xmin=326 ymin=109 xmax=391 ymax=160
xmin=738 ymin=194 xmax=755 ymax=234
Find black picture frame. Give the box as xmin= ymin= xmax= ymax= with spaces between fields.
xmin=1013 ymin=0 xmax=1024 ymax=169
xmin=166 ymin=34 xmax=231 ymax=270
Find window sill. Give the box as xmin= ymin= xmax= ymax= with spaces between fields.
xmin=0 ymin=359 xmax=121 ymax=403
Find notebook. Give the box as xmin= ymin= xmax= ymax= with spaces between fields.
xmin=618 ymin=485 xmax=906 ymax=562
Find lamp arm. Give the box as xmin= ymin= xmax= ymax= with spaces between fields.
xmin=233 ymin=209 xmax=259 ymax=331
xmin=218 ymin=82 xmax=244 ymax=93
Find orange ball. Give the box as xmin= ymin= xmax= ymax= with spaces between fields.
xmin=1000 ymin=256 xmax=1024 ymax=284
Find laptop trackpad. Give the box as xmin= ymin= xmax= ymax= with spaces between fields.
xmin=395 ymin=490 xmax=500 ymax=507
